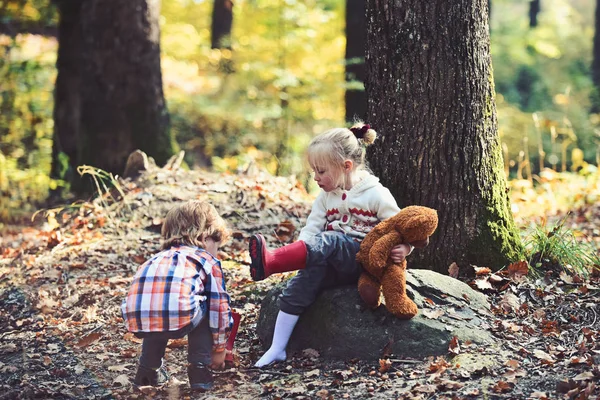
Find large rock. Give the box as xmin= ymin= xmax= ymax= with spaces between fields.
xmin=257 ymin=270 xmax=494 ymax=361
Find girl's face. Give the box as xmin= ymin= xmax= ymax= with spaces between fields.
xmin=312 ymin=164 xmax=342 ymax=192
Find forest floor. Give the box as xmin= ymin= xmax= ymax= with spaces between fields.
xmin=0 ymin=163 xmax=599 ymax=400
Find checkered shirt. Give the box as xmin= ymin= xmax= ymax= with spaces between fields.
xmin=121 ymin=245 xmax=232 ymax=351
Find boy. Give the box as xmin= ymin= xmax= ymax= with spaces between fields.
xmin=121 ymin=200 xmax=233 ymax=391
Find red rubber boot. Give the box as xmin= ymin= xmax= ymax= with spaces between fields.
xmin=248 ymin=234 xmax=307 ymax=281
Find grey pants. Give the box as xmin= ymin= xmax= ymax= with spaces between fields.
xmin=279 ymin=231 xmax=362 ymax=315
xmin=138 ymin=307 xmax=213 ymax=368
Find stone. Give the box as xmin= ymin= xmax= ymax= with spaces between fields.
xmin=123 ymin=150 xmax=149 ymax=180
xmin=257 ymin=269 xmax=495 ymax=361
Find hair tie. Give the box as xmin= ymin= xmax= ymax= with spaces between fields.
xmin=350 ymin=124 xmax=370 ymax=139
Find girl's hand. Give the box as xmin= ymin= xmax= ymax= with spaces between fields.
xmin=390 ymin=244 xmax=413 ymax=263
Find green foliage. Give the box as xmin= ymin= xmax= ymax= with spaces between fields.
xmin=161 ymin=0 xmax=345 ymax=177
xmin=523 ymin=217 xmax=600 ymax=278
xmin=0 ymin=33 xmax=59 ymax=223
xmin=492 ymin=0 xmax=600 ymax=173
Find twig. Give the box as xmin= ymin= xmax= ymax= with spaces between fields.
xmin=389 ymin=359 xmax=422 ymax=364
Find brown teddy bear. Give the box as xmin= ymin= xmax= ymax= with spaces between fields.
xmin=356 ymin=206 xmax=438 ymax=319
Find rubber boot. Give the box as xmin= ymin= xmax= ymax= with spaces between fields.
xmin=248 ymin=234 xmax=307 ymax=281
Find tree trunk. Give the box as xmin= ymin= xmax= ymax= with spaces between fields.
xmin=211 ymin=0 xmax=233 ymax=49
xmin=592 ymin=0 xmax=600 ymax=113
xmin=51 ymin=0 xmax=83 ymax=186
xmin=345 ymin=0 xmax=367 ymax=123
xmin=529 ymin=0 xmax=540 ymax=28
xmin=52 ymin=0 xmax=173 ymax=190
xmin=364 ymin=0 xmax=523 ymax=273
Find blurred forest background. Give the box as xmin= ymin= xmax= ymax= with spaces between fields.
xmin=1 ymin=0 xmax=600 ymax=224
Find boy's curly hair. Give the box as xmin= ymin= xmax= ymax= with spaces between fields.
xmin=161 ymin=200 xmax=230 ymax=250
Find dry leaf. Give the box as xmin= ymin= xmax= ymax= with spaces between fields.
xmin=75 ymin=332 xmax=102 ymax=348
xmin=474 ymin=278 xmax=494 ymax=291
xmin=448 ymin=262 xmax=459 ymax=278
xmin=108 ymin=364 xmax=131 ymax=372
xmin=474 ymin=266 xmax=492 ymax=276
xmin=302 ymin=348 xmax=320 ymax=358
xmin=533 ymin=349 xmax=555 ymax=364
xmin=275 ymin=220 xmax=296 ymax=243
xmin=507 ymin=260 xmax=528 ymax=282
xmin=379 ymin=359 xmax=392 ymax=373
xmin=113 ymin=374 xmax=131 ymax=387
xmin=499 ymin=292 xmax=520 ymax=313
xmin=422 ymin=308 xmax=445 ymax=319
xmin=573 ymin=371 xmax=594 ymax=381
xmin=448 ymin=336 xmax=460 ymax=355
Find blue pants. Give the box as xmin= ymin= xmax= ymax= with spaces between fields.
xmin=279 ymin=232 xmax=362 ymax=315
xmin=138 ymin=310 xmax=213 ymax=368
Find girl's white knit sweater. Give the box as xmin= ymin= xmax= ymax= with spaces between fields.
xmin=298 ymin=171 xmax=400 ymax=242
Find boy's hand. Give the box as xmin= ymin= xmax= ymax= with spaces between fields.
xmin=390 ymin=244 xmax=412 ymax=263
xmin=211 ymin=350 xmax=227 ymax=370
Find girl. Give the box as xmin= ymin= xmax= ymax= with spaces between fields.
xmin=248 ymin=123 xmax=412 ymax=367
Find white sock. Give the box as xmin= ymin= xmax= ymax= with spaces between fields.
xmin=254 ymin=311 xmax=299 ymax=368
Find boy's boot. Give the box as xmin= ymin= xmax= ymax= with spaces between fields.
xmin=249 ymin=234 xmax=307 ymax=281
xmin=133 ymin=361 xmax=169 ymax=387
xmin=187 ymin=363 xmax=214 ymax=391
xmin=225 ymin=311 xmax=241 ymax=366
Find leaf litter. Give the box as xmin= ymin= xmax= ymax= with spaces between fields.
xmin=0 ymin=161 xmax=599 ymax=399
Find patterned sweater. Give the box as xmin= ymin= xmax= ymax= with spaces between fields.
xmin=121 ymin=245 xmax=232 ymax=352
xmin=298 ymin=171 xmax=401 ymax=242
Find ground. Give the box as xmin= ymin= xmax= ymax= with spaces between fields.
xmin=0 ymin=164 xmax=599 ymax=400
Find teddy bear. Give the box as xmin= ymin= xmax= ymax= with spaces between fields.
xmin=356 ymin=206 xmax=438 ymax=319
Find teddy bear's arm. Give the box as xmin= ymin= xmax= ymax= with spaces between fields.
xmin=368 ymin=230 xmax=403 ymax=273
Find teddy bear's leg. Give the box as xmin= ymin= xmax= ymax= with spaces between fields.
xmin=381 ymin=263 xmax=418 ymax=319
xmin=358 ymin=272 xmax=382 ymax=309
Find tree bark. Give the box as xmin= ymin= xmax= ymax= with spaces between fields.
xmin=52 ymin=0 xmax=173 ymax=190
xmin=364 ymin=0 xmax=523 ymax=273
xmin=211 ymin=0 xmax=233 ymax=49
xmin=345 ymin=0 xmax=367 ymax=123
xmin=51 ymin=0 xmax=83 ymax=185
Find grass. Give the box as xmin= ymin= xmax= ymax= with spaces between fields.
xmin=523 ymin=216 xmax=600 ymax=279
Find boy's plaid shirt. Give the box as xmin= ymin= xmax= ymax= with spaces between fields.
xmin=121 ymin=245 xmax=232 ymax=351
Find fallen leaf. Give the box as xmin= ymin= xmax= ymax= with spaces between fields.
xmin=474 ymin=266 xmax=492 ymax=275
xmin=379 ymin=359 xmax=392 ymax=373
xmin=573 ymin=371 xmax=594 ymax=381
xmin=422 ymin=308 xmax=445 ymax=319
xmin=113 ymin=374 xmax=131 ymax=387
xmin=302 ymin=348 xmax=320 ymax=358
xmin=448 ymin=336 xmax=460 ymax=355
xmin=108 ymin=364 xmax=132 ymax=372
xmin=507 ymin=260 xmax=528 ymax=282
xmin=448 ymin=262 xmax=459 ymax=278
xmin=533 ymin=349 xmax=555 ymax=364
xmin=75 ymin=332 xmax=102 ymax=348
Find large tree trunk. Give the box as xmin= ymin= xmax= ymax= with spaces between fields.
xmin=364 ymin=0 xmax=523 ymax=273
xmin=52 ymin=0 xmax=173 ymax=190
xmin=344 ymin=0 xmax=367 ymax=123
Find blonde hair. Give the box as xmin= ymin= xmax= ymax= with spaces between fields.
xmin=307 ymin=123 xmax=377 ymax=189
xmin=161 ymin=200 xmax=230 ymax=250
